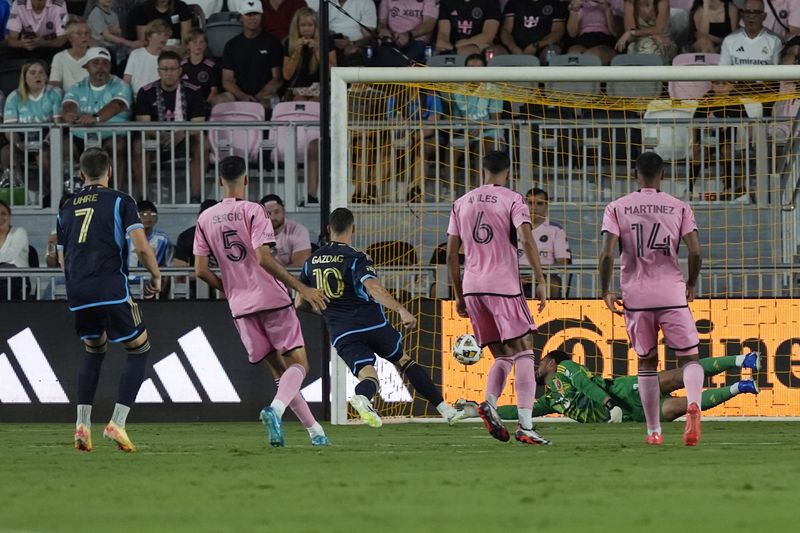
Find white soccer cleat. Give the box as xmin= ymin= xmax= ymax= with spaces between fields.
xmin=349 ymin=394 xmax=383 ymax=428
xmin=453 ymin=398 xmax=480 ymax=419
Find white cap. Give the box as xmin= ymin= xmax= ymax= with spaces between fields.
xmin=81 ymin=47 xmax=112 ymax=67
xmin=234 ymin=0 xmax=263 ymax=14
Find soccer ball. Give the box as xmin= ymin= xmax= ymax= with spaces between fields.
xmin=453 ymin=334 xmax=482 ymax=365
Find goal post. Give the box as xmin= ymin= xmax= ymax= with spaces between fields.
xmin=328 ymin=64 xmax=800 ymax=424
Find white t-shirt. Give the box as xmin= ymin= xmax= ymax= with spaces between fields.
xmin=719 ymin=28 xmax=782 ymax=66
xmin=0 ymin=226 xmax=30 ymax=268
xmin=49 ymin=49 xmax=89 ymax=91
xmin=124 ymin=47 xmax=160 ymax=97
xmin=306 ymin=0 xmax=377 ymax=41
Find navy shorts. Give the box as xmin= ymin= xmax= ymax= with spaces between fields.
xmin=334 ymin=323 xmax=403 ymax=376
xmin=74 ymin=298 xmax=146 ymax=344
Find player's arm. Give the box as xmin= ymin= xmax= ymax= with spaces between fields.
xmin=363 ymin=278 xmax=416 ymax=329
xmin=599 ymin=231 xmax=623 ymax=315
xmin=532 ymin=395 xmax=555 ymax=417
xmin=682 ymin=230 xmax=702 ymax=302
xmin=194 ymin=254 xmax=224 ymax=293
xmin=255 ymin=245 xmax=328 ymax=312
xmin=562 ymin=362 xmax=613 ymax=409
xmin=445 ymin=234 xmax=467 ymax=317
xmin=129 ymin=227 xmax=162 ymax=296
xmin=294 ymin=263 xmax=319 ymax=314
xmin=518 ymin=222 xmax=547 ymax=312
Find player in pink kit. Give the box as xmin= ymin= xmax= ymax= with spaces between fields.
xmin=194 ymin=156 xmax=329 ymax=447
xmin=446 ymin=151 xmax=551 ymax=445
xmin=599 ymin=152 xmax=703 ymax=446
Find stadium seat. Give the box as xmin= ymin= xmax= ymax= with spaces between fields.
xmin=668 ymin=53 xmax=720 ymax=100
xmin=208 ymin=102 xmax=264 ymax=163
xmin=545 ymin=53 xmax=602 ymax=98
xmin=206 ymin=10 xmax=239 ymax=24
xmin=269 ymin=101 xmax=320 ymax=162
xmin=488 ymin=55 xmax=540 ymax=67
xmin=426 ymin=55 xmax=467 ymax=67
xmin=607 ymin=53 xmax=664 ymax=99
xmin=206 ymin=21 xmax=242 ymax=58
xmin=365 ymin=240 xmax=418 ymax=266
xmin=642 ymin=99 xmax=697 ymax=162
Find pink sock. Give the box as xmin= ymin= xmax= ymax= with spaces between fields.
xmin=682 ymin=360 xmax=703 ymax=409
xmin=513 ymin=351 xmax=536 ymax=409
xmin=272 ymin=364 xmax=306 ymax=415
xmin=485 ymin=357 xmax=513 ymax=405
xmin=637 ymin=370 xmax=661 ymax=433
xmin=275 ymin=378 xmax=318 ymax=429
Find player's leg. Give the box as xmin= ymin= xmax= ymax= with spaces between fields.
xmin=394 ymin=352 xmax=460 ymax=424
xmin=268 ymin=351 xmax=328 ymax=446
xmin=660 ymin=381 xmax=760 ymax=421
xmin=351 ymin=364 xmax=383 ymax=428
xmin=73 ymin=307 xmax=109 ymax=452
xmin=660 ymin=308 xmax=702 ymax=446
xmin=103 ymin=330 xmax=151 ymax=452
xmin=626 ymin=310 xmax=663 ymax=444
xmin=658 ymin=352 xmax=762 ymax=394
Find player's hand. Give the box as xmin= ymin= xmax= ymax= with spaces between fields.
xmin=455 ymin=297 xmax=468 ymax=318
xmin=607 ymin=406 xmax=623 ymax=423
xmin=144 ymin=276 xmax=161 ymax=299
xmin=535 ymin=283 xmax=547 ymax=312
xmin=398 ymin=308 xmax=417 ymax=330
xmin=602 ymin=291 xmax=624 ymax=315
xmin=300 ymin=286 xmax=328 ymax=312
xmin=686 ymin=285 xmax=696 ymax=303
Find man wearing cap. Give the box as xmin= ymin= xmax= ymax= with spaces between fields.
xmin=5 ymin=0 xmax=69 ymax=58
xmin=260 ymin=194 xmax=312 ymax=267
xmin=222 ymin=0 xmax=284 ymax=112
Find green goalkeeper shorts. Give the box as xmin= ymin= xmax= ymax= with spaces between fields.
xmin=608 ymin=376 xmax=667 ymax=423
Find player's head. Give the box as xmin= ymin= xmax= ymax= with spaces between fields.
xmin=635 ymin=152 xmax=664 ymax=187
xmin=79 ymin=147 xmax=112 ymax=185
xmin=137 ymin=200 xmax=158 ymax=231
xmin=218 ymin=156 xmax=248 ymax=190
xmin=328 ymin=207 xmax=355 ymax=240
xmin=482 ymin=150 xmax=511 ymax=185
xmin=260 ymin=194 xmax=286 ymax=230
xmin=536 ymin=350 xmax=571 ymax=385
xmin=525 ymin=187 xmax=549 ymax=221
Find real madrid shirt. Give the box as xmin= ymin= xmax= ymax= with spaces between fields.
xmin=719 ymin=28 xmax=782 ymax=66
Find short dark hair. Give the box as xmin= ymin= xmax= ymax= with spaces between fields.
xmin=79 ymin=147 xmax=110 ymax=180
xmin=526 ymin=187 xmax=548 ymax=201
xmin=329 ymin=207 xmax=354 ymax=233
xmin=636 ymin=152 xmax=664 ymax=180
xmin=544 ymin=350 xmax=571 ymax=365
xmin=259 ymin=194 xmax=284 ymax=206
xmin=157 ymin=50 xmax=182 ymax=66
xmin=483 ymin=150 xmax=510 ymax=174
xmin=199 ymin=199 xmax=217 ymax=214
xmin=465 ymin=53 xmax=487 ymax=66
xmin=219 ymin=156 xmax=246 ymax=182
xmin=137 ymin=200 xmax=157 ymax=213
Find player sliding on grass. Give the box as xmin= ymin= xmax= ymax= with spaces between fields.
xmin=194 ymin=156 xmax=330 ymax=447
xmin=446 ymin=150 xmax=551 ymax=445
xmin=600 ymin=152 xmax=704 ymax=446
xmin=457 ymin=350 xmax=761 ymax=424
xmin=296 ymin=207 xmax=461 ymax=427
xmin=60 ymin=148 xmax=162 ymax=452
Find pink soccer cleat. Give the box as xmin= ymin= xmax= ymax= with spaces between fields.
xmin=684 ymin=402 xmax=702 ymax=446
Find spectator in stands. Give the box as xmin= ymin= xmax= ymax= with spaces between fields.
xmin=49 ymin=18 xmax=91 ymax=91
xmin=124 ymin=18 xmax=171 ymax=96
xmin=173 ymin=198 xmax=217 ymax=268
xmin=2 ymin=59 xmax=61 ymax=184
xmin=181 ymin=28 xmax=229 ymax=108
xmin=518 ymin=187 xmax=570 ymax=298
xmin=133 ymin=0 xmax=192 ymax=48
xmin=128 ymin=199 xmax=173 ymax=293
xmin=781 ymin=34 xmax=800 ymax=65
xmin=742 ymin=0 xmax=796 ymax=40
xmin=1 ymin=0 xmax=10 ymax=41
xmin=690 ymin=0 xmax=739 ymax=53
xmin=258 ymin=0 xmax=306 ymax=42
xmin=133 ymin=50 xmax=206 ymax=202
xmin=6 ymin=0 xmax=68 ymax=59
xmin=501 ymin=0 xmax=567 ymax=62
xmin=0 ymin=199 xmax=29 ymax=268
xmin=87 ymin=0 xmax=144 ymax=68
xmin=566 ymin=0 xmax=618 ymax=65
xmin=436 ymin=0 xmax=501 ymax=56
xmin=615 ymin=0 xmax=676 ymax=64
xmin=283 ymin=6 xmax=336 ymax=102
xmin=376 ymin=0 xmax=438 ymax=63
xmin=307 ymin=0 xmax=376 ymax=53
xmin=260 ymin=193 xmax=312 ymax=267
xmin=720 ymin=0 xmax=781 ymax=65
xmin=222 ymin=1 xmax=284 ymax=112
xmin=83 ymin=0 xmax=143 ymax=44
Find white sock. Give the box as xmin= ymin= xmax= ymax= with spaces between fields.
xmin=730 ymin=383 xmax=741 ymax=395
xmin=436 ymin=401 xmax=457 ymax=420
xmin=648 ymin=427 xmax=662 ymax=436
xmin=306 ymin=422 xmax=325 ymax=437
xmin=270 ymin=399 xmax=286 ymax=419
xmin=111 ymin=403 xmax=130 ymax=428
xmin=735 ymin=354 xmax=746 ymax=366
xmin=485 ymin=393 xmax=498 ymax=408
xmin=518 ymin=408 xmax=533 ymax=430
xmin=77 ymin=404 xmax=92 ymax=427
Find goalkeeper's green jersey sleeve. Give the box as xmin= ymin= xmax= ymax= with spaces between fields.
xmin=545 ymin=360 xmax=612 ymax=423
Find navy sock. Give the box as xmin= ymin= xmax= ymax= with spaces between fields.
xmin=117 ymin=342 xmax=150 ymax=407
xmin=77 ymin=352 xmax=105 ymax=405
xmin=402 ymin=361 xmax=444 ymax=406
xmin=354 ymin=378 xmax=378 ymax=401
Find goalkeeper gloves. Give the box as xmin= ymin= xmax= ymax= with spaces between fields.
xmin=607 ymin=406 xmax=623 ymax=423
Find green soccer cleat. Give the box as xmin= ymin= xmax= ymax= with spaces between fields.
xmin=349 ymin=394 xmax=383 ymax=428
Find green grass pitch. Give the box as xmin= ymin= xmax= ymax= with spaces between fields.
xmin=1 ymin=421 xmax=797 ymax=533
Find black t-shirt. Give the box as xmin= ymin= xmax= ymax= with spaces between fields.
xmin=283 ymin=41 xmax=320 ymax=88
xmin=438 ymin=0 xmax=502 ymax=43
xmin=181 ymin=57 xmax=221 ymax=100
xmin=222 ymin=31 xmax=284 ymax=96
xmin=132 ymin=0 xmax=193 ymax=39
xmin=134 ymin=81 xmax=206 ymax=121
xmin=503 ymin=0 xmax=567 ymax=48
xmin=174 ymin=226 xmax=195 ymax=264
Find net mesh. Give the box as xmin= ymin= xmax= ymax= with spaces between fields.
xmin=341 ymin=72 xmax=800 ymax=420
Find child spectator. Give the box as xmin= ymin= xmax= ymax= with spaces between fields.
xmin=124 ymin=18 xmax=171 ymax=96
xmin=87 ymin=0 xmax=144 ymax=67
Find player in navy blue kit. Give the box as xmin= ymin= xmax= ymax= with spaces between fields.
xmin=57 ymin=148 xmax=162 ymax=453
xmin=297 ymin=208 xmax=462 ymax=427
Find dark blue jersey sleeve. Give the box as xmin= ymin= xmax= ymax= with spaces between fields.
xmin=121 ymin=195 xmax=143 ymax=234
xmin=353 ymin=252 xmax=378 ymax=284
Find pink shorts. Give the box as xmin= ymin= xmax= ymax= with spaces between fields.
xmin=233 ymin=306 xmax=305 ymax=363
xmin=464 ymin=294 xmax=536 ymax=347
xmin=624 ymin=307 xmax=700 ymax=357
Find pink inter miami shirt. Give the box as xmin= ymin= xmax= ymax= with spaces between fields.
xmin=601 ymin=188 xmax=698 ymax=311
xmin=194 ymin=198 xmax=292 ymax=317
xmin=447 ymin=184 xmax=531 ymax=296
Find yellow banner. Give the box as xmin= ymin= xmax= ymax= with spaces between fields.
xmin=441 ymin=299 xmax=800 ymax=417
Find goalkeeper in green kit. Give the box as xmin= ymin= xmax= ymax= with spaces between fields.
xmin=456 ymin=349 xmax=761 ymax=423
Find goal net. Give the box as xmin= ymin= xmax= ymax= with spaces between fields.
xmin=329 ymin=64 xmax=800 ymax=423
